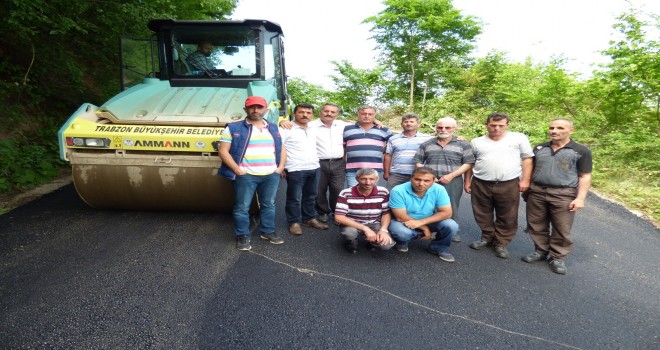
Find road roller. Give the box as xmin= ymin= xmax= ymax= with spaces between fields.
xmin=57 ymin=19 xmax=293 ymax=212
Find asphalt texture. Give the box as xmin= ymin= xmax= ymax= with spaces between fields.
xmin=0 ymin=181 xmax=658 ymax=349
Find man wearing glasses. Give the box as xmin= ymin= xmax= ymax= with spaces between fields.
xmin=412 ymin=117 xmax=475 ymax=242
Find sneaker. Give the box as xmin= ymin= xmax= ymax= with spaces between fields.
xmin=469 ymin=240 xmax=490 ymax=250
xmin=549 ymin=258 xmax=567 ymax=274
xmin=303 ymin=218 xmax=329 ymax=230
xmin=394 ymin=243 xmax=409 ymax=253
xmin=452 ymin=234 xmax=462 ymax=243
xmin=427 ymin=247 xmax=455 ymax=263
xmin=236 ymin=236 xmax=251 ymax=251
xmin=289 ymin=223 xmax=302 ymax=235
xmin=521 ymin=251 xmax=548 ymax=263
xmin=344 ymin=239 xmax=358 ymax=254
xmin=260 ymin=233 xmax=284 ymax=245
xmin=494 ymin=245 xmax=509 ymax=259
xmin=318 ymin=214 xmax=329 ymax=223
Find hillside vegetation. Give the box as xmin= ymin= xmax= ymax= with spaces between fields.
xmin=1 ymin=0 xmax=657 ymax=224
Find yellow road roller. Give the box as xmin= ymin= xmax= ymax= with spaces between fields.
xmin=58 ymin=19 xmax=293 ymax=212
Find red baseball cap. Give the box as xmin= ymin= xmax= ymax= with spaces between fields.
xmin=245 ymin=96 xmax=268 ymax=107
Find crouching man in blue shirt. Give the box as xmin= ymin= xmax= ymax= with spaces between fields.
xmin=389 ymin=167 xmax=459 ymax=262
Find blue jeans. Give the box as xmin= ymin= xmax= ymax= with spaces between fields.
xmin=389 ymin=218 xmax=458 ymax=253
xmin=285 ymin=168 xmax=320 ymax=224
xmin=232 ymin=172 xmax=280 ymax=238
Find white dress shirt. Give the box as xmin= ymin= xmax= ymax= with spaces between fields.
xmin=309 ymin=119 xmax=349 ymax=160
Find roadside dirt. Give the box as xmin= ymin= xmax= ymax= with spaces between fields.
xmin=0 ymin=169 xmax=73 ymax=213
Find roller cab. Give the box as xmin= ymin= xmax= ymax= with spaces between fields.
xmin=58 ymin=19 xmax=293 ymax=211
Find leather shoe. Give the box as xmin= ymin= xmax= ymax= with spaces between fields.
xmin=494 ymin=245 xmax=509 ymax=259
xmin=288 ymin=223 xmax=302 ymax=235
xmin=549 ymin=258 xmax=567 ymax=274
xmin=469 ymin=240 xmax=490 ymax=250
xmin=318 ymin=214 xmax=329 ymax=223
xmin=303 ymin=218 xmax=329 ymax=230
xmin=521 ymin=251 xmax=548 ymax=263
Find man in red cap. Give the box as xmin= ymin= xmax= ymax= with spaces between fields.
xmin=219 ymin=96 xmax=287 ymax=250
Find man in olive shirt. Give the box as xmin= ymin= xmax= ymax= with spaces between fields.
xmin=522 ymin=118 xmax=592 ymax=275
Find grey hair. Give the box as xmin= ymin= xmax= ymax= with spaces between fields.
xmin=355 ymin=168 xmax=379 ymax=179
xmin=436 ymin=117 xmax=457 ymax=127
xmin=551 ymin=117 xmax=574 ymax=128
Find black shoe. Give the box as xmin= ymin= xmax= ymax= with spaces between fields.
xmin=318 ymin=213 xmax=329 ymax=223
xmin=469 ymin=240 xmax=489 ymax=250
xmin=344 ymin=239 xmax=358 ymax=254
xmin=236 ymin=236 xmax=251 ymax=251
xmin=394 ymin=243 xmax=409 ymax=253
xmin=494 ymin=245 xmax=509 ymax=259
xmin=521 ymin=251 xmax=548 ymax=263
xmin=260 ymin=233 xmax=284 ymax=245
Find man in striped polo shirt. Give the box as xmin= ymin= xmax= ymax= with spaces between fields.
xmin=413 ymin=116 xmax=475 ymax=242
xmin=383 ymin=113 xmax=432 ymax=190
xmin=343 ymin=106 xmax=392 ymax=187
xmin=334 ymin=168 xmax=395 ymax=254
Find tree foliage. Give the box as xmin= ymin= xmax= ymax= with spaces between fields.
xmin=364 ymin=0 xmax=480 ymax=110
xmin=0 ymin=0 xmax=237 ymax=192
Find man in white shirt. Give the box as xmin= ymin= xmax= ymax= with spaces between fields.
xmin=464 ymin=113 xmax=534 ymax=259
xmin=308 ymin=103 xmax=348 ymax=223
xmin=280 ymin=104 xmax=329 ymax=235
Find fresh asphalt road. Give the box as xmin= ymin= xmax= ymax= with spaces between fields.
xmin=0 ymin=181 xmax=658 ymax=349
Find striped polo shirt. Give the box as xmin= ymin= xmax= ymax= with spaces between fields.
xmin=413 ymin=136 xmax=475 ymax=176
xmin=343 ymin=124 xmax=392 ymax=172
xmin=386 ymin=132 xmax=432 ymax=175
xmin=335 ymin=185 xmax=390 ymax=225
xmin=220 ymin=123 xmax=277 ymax=175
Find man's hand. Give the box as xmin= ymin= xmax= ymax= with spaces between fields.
xmin=437 ymin=174 xmax=454 ymax=185
xmin=519 ymin=178 xmax=530 ymax=192
xmin=363 ymin=227 xmax=378 ymax=242
xmin=568 ymin=198 xmax=585 ymax=212
xmin=279 ymin=120 xmax=294 ymax=129
xmin=376 ymin=229 xmax=393 ymax=246
xmin=419 ymin=227 xmax=432 ymax=240
xmin=402 ymin=219 xmax=424 ymax=230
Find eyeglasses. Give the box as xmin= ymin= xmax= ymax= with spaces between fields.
xmin=436 ymin=126 xmax=454 ymax=130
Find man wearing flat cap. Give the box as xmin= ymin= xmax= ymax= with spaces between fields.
xmin=219 ymin=96 xmax=287 ymax=251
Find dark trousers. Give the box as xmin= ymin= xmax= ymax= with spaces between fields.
xmin=471 ymin=177 xmax=520 ymax=246
xmin=285 ymin=168 xmax=320 ymax=224
xmin=316 ymin=158 xmax=345 ymax=215
xmin=525 ymin=183 xmax=577 ymax=260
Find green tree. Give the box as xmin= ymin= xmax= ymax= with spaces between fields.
xmin=364 ymin=0 xmax=480 ymax=110
xmin=329 ymin=60 xmax=385 ymax=115
xmin=590 ymin=9 xmax=660 ymax=124
xmin=287 ymin=78 xmax=333 ymax=110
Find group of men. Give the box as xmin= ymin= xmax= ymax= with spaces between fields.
xmin=219 ymin=96 xmax=592 ymax=275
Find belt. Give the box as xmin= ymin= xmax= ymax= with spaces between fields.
xmin=319 ymin=158 xmax=343 ymax=161
xmin=474 ymin=177 xmax=518 ymax=184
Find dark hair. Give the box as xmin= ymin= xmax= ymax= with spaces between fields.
xmin=412 ymin=166 xmax=436 ymax=178
xmin=401 ymin=113 xmax=419 ymax=121
xmin=486 ymin=112 xmax=510 ymax=125
xmin=322 ymin=103 xmax=341 ymax=113
xmin=294 ymin=103 xmax=315 ymax=113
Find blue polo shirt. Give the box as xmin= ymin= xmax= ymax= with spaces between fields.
xmin=389 ymin=182 xmax=451 ymax=220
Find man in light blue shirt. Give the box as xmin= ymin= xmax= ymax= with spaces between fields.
xmin=383 ymin=113 xmax=431 ymax=190
xmin=389 ymin=167 xmax=459 ymax=262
